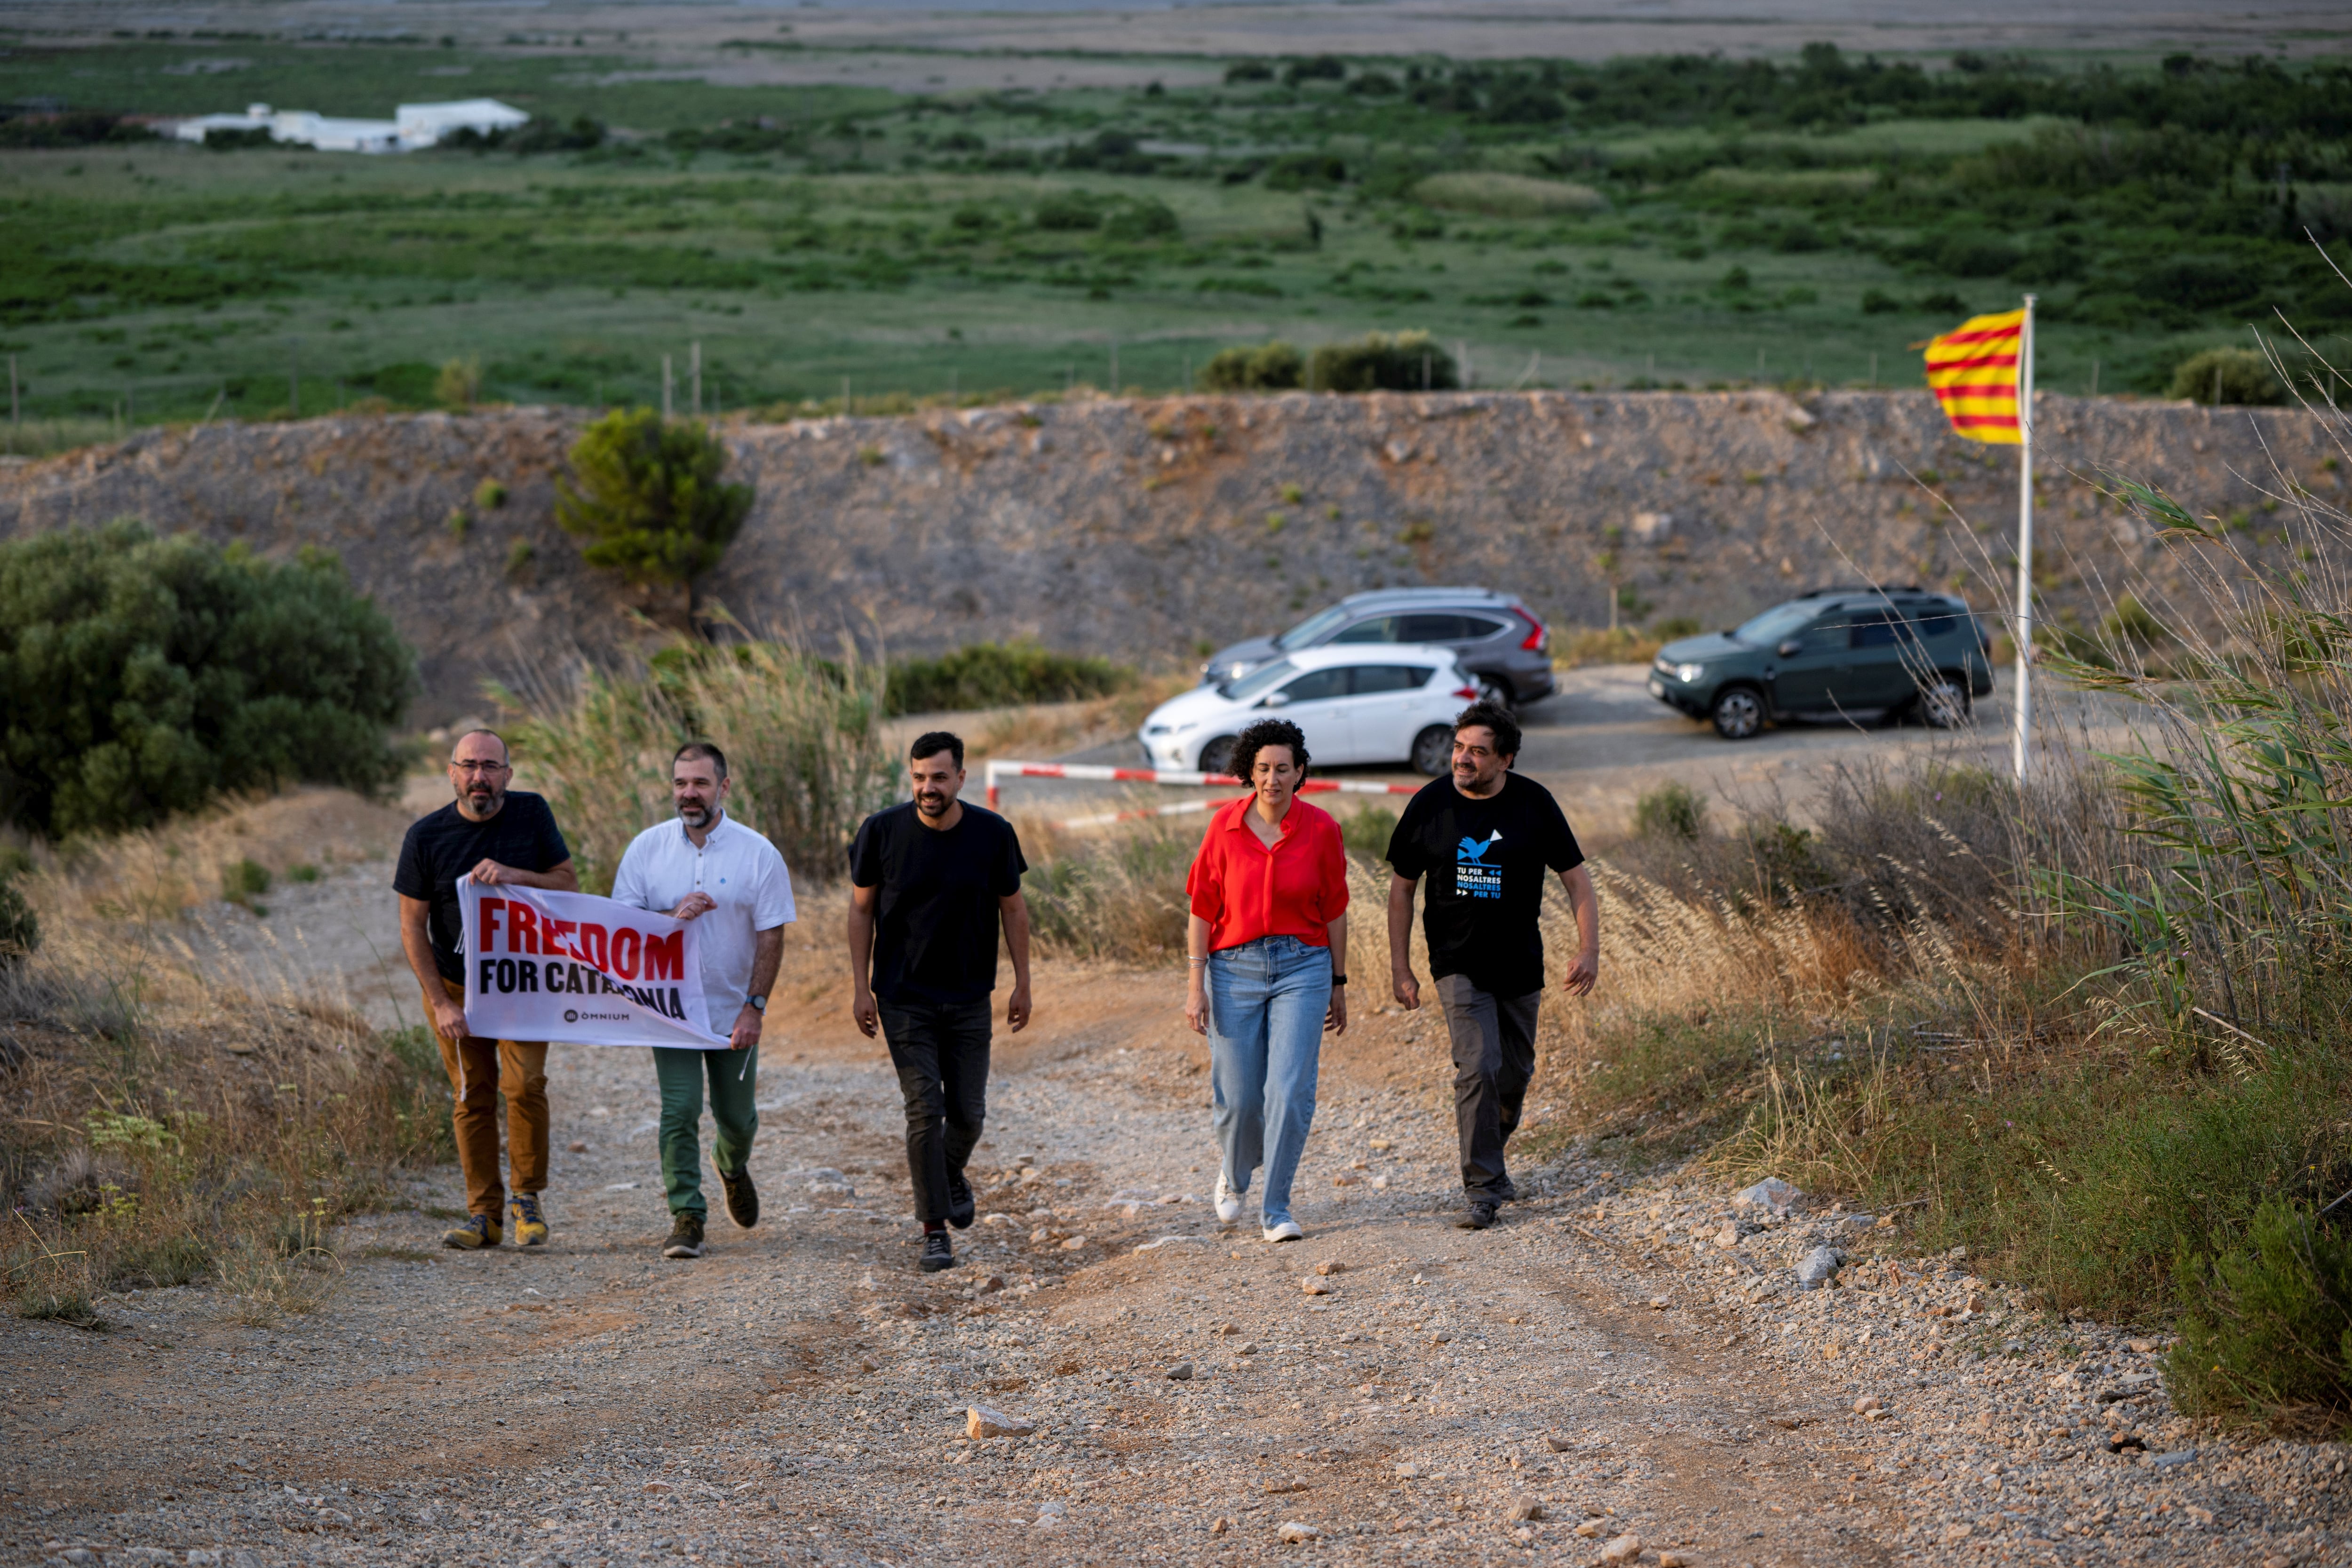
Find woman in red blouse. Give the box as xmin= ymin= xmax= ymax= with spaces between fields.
xmin=1184 ymin=716 xmax=1350 ymax=1243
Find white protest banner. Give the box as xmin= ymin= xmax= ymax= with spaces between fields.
xmin=460 ymin=881 xmax=727 ymax=1048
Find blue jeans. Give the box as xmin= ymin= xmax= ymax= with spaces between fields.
xmin=1207 ymin=935 xmax=1331 ymax=1227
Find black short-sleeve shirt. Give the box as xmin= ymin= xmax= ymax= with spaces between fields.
xmin=848 ymin=802 xmax=1029 ymax=1003
xmin=392 ymin=792 xmax=572 ymax=982
xmin=1386 ymin=772 xmax=1584 ymax=998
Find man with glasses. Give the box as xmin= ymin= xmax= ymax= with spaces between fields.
xmin=395 ymin=729 xmax=578 ymax=1250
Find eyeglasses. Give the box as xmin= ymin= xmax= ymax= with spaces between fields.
xmin=449 ymin=760 xmax=510 ymax=775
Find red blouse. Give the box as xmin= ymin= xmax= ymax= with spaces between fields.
xmin=1185 ymin=795 xmax=1351 ymax=952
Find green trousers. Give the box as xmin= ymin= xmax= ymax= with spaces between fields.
xmin=653 ymin=1044 xmax=758 ymax=1221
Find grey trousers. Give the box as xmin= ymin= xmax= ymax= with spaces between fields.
xmin=1435 ymin=973 xmax=1542 ymax=1200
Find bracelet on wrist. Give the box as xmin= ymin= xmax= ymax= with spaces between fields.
xmin=1331 ymin=974 xmax=1348 ymax=987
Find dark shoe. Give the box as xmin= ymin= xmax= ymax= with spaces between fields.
xmin=720 ymin=1167 xmax=759 ymax=1230
xmin=1494 ymin=1176 xmax=1520 ymax=1204
xmin=1456 ymin=1200 xmax=1498 ymax=1231
xmin=946 ymin=1172 xmax=976 ymax=1230
xmin=920 ymin=1229 xmax=957 ymax=1272
xmin=662 ymin=1214 xmax=707 ymax=1259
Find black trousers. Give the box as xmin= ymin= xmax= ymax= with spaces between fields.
xmin=1435 ymin=973 xmax=1542 ymax=1200
xmin=877 ymin=995 xmax=994 ymax=1225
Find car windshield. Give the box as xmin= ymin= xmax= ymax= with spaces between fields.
xmin=1273 ymin=604 xmax=1355 ymax=650
xmin=1221 ymin=659 xmax=1297 ymax=701
xmin=1732 ymin=601 xmax=1826 ymax=645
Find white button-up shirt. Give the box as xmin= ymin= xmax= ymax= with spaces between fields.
xmin=611 ymin=811 xmax=795 ymax=1019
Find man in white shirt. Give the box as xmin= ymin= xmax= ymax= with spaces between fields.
xmin=611 ymin=741 xmax=795 ymax=1260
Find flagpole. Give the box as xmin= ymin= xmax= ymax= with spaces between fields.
xmin=2013 ymin=294 xmax=2036 ymax=782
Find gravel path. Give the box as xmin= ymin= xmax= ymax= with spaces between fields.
xmin=5 ymin=868 xmax=2343 ymax=1568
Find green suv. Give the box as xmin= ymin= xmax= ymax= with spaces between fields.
xmin=1648 ymin=588 xmax=1994 ymax=740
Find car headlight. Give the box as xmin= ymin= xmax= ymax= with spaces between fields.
xmin=1672 ymin=662 xmax=1706 ymax=684
xmin=1144 ymin=721 xmax=1197 ymax=738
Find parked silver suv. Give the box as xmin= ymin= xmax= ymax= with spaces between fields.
xmin=1199 ymin=587 xmax=1557 ymax=708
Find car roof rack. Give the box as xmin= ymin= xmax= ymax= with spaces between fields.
xmin=1795 ymin=583 xmax=1922 ymax=598
xmin=1338 ymin=585 xmax=1503 ymax=605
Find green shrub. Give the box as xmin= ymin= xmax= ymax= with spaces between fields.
xmin=1102 ymin=197 xmax=1181 ymax=243
xmin=222 ymin=857 xmax=271 ymax=913
xmin=1652 ymin=615 xmax=1704 ymax=639
xmin=1033 ymin=194 xmax=1102 ymax=231
xmin=554 ymin=408 xmax=754 ymax=619
xmin=1860 ymin=288 xmax=1902 ymax=314
xmin=434 ymin=357 xmax=481 ymax=411
xmin=1310 ymin=331 xmax=1460 ymax=393
xmin=0 ymin=522 xmax=417 ymax=838
xmin=887 ymin=640 xmax=1134 ymax=716
xmin=472 ymin=478 xmax=509 ymax=511
xmin=1198 ymin=342 xmax=1305 ymax=392
xmin=2168 ymin=1198 xmax=2352 ymax=1430
xmin=1224 ymin=61 xmax=1274 ymax=84
xmin=1263 ymin=152 xmax=1348 ymax=191
xmin=1634 ymin=781 xmax=1708 ymax=841
xmin=1339 ymin=806 xmax=1400 ymax=861
xmin=2167 ymin=347 xmax=2286 ymax=406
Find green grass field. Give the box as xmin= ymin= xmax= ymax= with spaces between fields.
xmin=0 ymin=36 xmax=2345 ymax=434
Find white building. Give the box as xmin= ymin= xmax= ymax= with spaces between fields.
xmin=167 ymin=98 xmax=527 ymax=153
xmin=396 ymin=99 xmax=531 ymax=150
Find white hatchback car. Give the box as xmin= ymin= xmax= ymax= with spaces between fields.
xmin=1138 ymin=644 xmax=1480 ymax=777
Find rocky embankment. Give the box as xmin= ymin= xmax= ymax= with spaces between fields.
xmin=0 ymin=392 xmax=2338 ymax=723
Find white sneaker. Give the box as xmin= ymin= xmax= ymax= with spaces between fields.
xmin=1262 ymin=1219 xmax=1303 ymax=1244
xmin=1214 ymin=1174 xmax=1243 ymax=1224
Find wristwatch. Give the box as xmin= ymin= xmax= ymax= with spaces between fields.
xmin=747 ymin=995 xmax=767 ymax=1013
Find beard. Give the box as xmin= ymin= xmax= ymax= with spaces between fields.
xmin=677 ymin=801 xmax=713 ymax=828
xmin=914 ymin=790 xmax=952 ymax=817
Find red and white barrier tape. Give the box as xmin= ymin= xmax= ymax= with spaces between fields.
xmin=984 ymin=759 xmax=1421 ymax=823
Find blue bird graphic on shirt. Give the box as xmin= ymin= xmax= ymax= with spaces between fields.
xmin=1456 ymin=834 xmax=1495 ymax=863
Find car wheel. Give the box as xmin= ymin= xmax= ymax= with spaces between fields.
xmin=1410 ymin=724 xmax=1453 ymax=777
xmin=1198 ymin=736 xmax=1239 ymax=777
xmin=1920 ymin=675 xmax=1971 ymax=729
xmin=1476 ymin=678 xmax=1512 ymax=711
xmin=1711 ymin=686 xmax=1764 ymax=740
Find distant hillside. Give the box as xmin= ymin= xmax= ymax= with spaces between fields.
xmin=0 ymin=392 xmax=2334 ymax=725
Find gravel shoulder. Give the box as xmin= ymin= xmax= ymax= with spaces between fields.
xmin=4 ymin=864 xmax=2343 ymax=1568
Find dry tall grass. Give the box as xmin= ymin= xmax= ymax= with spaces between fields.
xmin=2 ymin=792 xmax=445 ymax=1326
xmin=496 ymin=634 xmax=899 ymax=893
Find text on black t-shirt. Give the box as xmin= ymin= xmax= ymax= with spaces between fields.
xmin=848 ymin=803 xmax=1029 ymax=1003
xmin=1385 ymin=772 xmax=1583 ymax=999
xmin=392 ymin=793 xmax=573 ymax=982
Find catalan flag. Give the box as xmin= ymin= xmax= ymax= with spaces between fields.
xmin=1924 ymin=308 xmax=2026 ymax=445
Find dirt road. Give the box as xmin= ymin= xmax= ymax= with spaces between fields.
xmin=6 ymin=859 xmax=2338 ymax=1568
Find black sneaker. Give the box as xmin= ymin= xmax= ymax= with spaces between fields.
xmin=662 ymin=1214 xmax=707 ymax=1259
xmin=920 ymin=1228 xmax=957 ymax=1272
xmin=1494 ymin=1176 xmax=1521 ymax=1204
xmin=946 ymin=1172 xmax=976 ymax=1230
xmin=720 ymin=1167 xmax=759 ymax=1230
xmin=1456 ymin=1200 xmax=1499 ymax=1231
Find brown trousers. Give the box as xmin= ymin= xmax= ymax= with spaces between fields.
xmin=425 ymin=977 xmax=549 ymax=1218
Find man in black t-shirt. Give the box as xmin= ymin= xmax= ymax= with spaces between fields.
xmin=1386 ymin=701 xmax=1599 ymax=1231
xmin=393 ymin=728 xmax=577 ymax=1251
xmin=847 ymin=731 xmax=1033 ymax=1274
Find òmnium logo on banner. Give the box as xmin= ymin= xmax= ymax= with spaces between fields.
xmin=460 ymin=882 xmax=728 ymax=1049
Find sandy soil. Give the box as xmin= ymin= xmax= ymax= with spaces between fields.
xmin=6 ymin=840 xmax=2346 ymax=1568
